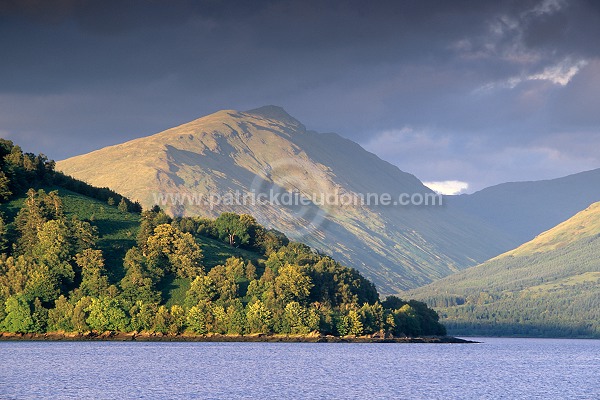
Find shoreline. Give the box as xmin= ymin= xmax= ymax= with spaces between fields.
xmin=0 ymin=331 xmax=475 ymax=343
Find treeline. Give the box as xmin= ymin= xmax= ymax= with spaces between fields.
xmin=0 ymin=187 xmax=446 ymax=337
xmin=411 ymin=235 xmax=600 ymax=338
xmin=439 ymin=285 xmax=600 ymax=337
xmin=0 ymin=138 xmax=141 ymax=212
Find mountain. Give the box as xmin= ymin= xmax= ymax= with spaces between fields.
xmin=57 ymin=106 xmax=513 ymax=293
xmin=406 ymin=201 xmax=600 ymax=338
xmin=448 ymin=168 xmax=600 ymax=245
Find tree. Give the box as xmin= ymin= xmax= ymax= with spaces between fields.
xmin=146 ymin=224 xmax=204 ymax=279
xmin=207 ymin=265 xmax=238 ymax=304
xmin=128 ymin=301 xmax=158 ymax=332
xmin=85 ymin=297 xmax=129 ymax=332
xmin=31 ymin=298 xmax=48 ymax=333
xmin=0 ymin=214 xmax=8 ymax=254
xmin=169 ymin=305 xmax=186 ymax=335
xmin=245 ymin=261 xmax=257 ymax=281
xmin=246 ymin=300 xmax=272 ymax=334
xmin=23 ymin=263 xmax=61 ymax=303
xmin=211 ymin=304 xmax=228 ymax=334
xmin=76 ymin=249 xmax=109 ymax=298
xmin=382 ymin=295 xmax=406 ymax=310
xmin=32 ymin=219 xmax=75 ymax=297
xmin=119 ymin=247 xmax=162 ymax=307
xmin=282 ymin=301 xmax=319 ymax=334
xmin=346 ymin=310 xmax=364 ymax=336
xmin=224 ymin=257 xmax=245 ymax=281
xmin=118 ymin=198 xmax=128 ymax=212
xmin=2 ymin=295 xmax=34 ymax=333
xmin=185 ymin=276 xmax=217 ymax=308
xmin=392 ymin=304 xmax=421 ymax=337
xmin=358 ymin=302 xmax=384 ymax=334
xmin=152 ymin=305 xmax=172 ymax=334
xmin=253 ymin=228 xmax=289 ymax=255
xmin=274 ymin=264 xmax=313 ymax=304
xmin=69 ymin=217 xmax=98 ymax=254
xmin=187 ymin=301 xmax=211 ymax=334
xmin=0 ymin=171 xmax=11 ymax=201
xmin=14 ymin=189 xmax=49 ymax=255
xmin=71 ymin=296 xmax=92 ymax=332
xmin=48 ymin=295 xmax=74 ymax=332
xmin=137 ymin=207 xmax=171 ymax=247
xmin=214 ymin=213 xmax=255 ymax=247
xmin=226 ymin=299 xmax=246 ymax=335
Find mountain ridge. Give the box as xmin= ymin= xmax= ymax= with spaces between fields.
xmin=448 ymin=167 xmax=600 ymax=245
xmin=57 ymin=106 xmax=514 ymax=293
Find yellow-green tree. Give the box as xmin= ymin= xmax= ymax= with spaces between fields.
xmin=246 ymin=300 xmax=272 ymax=334
xmin=146 ymin=224 xmax=204 ymax=279
xmin=274 ymin=264 xmax=313 ymax=304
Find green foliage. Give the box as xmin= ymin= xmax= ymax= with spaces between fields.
xmin=282 ymin=301 xmax=319 ymax=334
xmin=214 ymin=213 xmax=256 ymax=247
xmin=2 ymin=295 xmax=34 ymax=333
xmin=0 ymin=147 xmax=445 ymax=337
xmin=128 ymin=301 xmax=157 ymax=332
xmin=226 ymin=299 xmax=247 ymax=335
xmin=119 ymin=247 xmax=162 ymax=307
xmin=117 ymin=198 xmax=128 ymax=212
xmin=275 ymin=264 xmax=313 ymax=304
xmin=145 ymin=224 xmax=204 ymax=279
xmin=85 ymin=297 xmax=129 ymax=332
xmin=246 ymin=300 xmax=272 ymax=334
xmin=187 ymin=301 xmax=211 ymax=334
xmin=185 ymin=276 xmax=217 ymax=308
xmin=0 ymin=171 xmax=12 ymax=201
xmin=47 ymin=295 xmax=74 ymax=332
xmin=75 ymin=249 xmax=110 ymax=298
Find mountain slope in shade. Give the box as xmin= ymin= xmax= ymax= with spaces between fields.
xmin=448 ymin=168 xmax=600 ymax=245
xmin=57 ymin=106 xmax=513 ymax=294
xmin=406 ymin=202 xmax=600 ymax=338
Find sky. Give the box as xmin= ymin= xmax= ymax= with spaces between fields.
xmin=1 ymin=0 xmax=599 ymax=194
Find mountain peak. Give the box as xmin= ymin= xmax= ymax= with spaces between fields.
xmin=245 ymin=105 xmax=304 ymax=128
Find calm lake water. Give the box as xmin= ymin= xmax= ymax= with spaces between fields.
xmin=0 ymin=337 xmax=598 ymax=399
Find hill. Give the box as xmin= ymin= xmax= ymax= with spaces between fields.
xmin=448 ymin=168 xmax=600 ymax=245
xmin=57 ymin=106 xmax=513 ymax=293
xmin=0 ymin=138 xmax=446 ymax=338
xmin=406 ymin=202 xmax=600 ymax=338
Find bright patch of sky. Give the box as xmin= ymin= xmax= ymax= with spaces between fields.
xmin=423 ymin=181 xmax=469 ymax=195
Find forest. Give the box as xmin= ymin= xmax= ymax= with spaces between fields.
xmin=0 ymin=139 xmax=446 ymax=338
xmin=411 ymin=237 xmax=600 ymax=338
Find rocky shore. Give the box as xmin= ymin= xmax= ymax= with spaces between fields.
xmin=0 ymin=331 xmax=475 ymax=343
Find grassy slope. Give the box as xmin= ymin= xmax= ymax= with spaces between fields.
xmin=1 ymin=187 xmax=264 ymax=306
xmin=405 ymin=202 xmax=600 ymax=338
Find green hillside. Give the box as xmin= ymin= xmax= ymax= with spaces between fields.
xmin=0 ymin=138 xmax=446 ymax=338
xmin=406 ymin=202 xmax=600 ymax=338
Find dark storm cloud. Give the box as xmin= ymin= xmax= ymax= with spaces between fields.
xmin=1 ymin=0 xmax=599 ymax=191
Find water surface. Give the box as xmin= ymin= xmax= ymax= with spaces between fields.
xmin=1 ymin=337 xmax=598 ymax=399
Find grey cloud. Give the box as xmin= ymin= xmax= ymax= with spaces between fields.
xmin=0 ymin=0 xmax=599 ymax=191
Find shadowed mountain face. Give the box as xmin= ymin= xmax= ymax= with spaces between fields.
xmin=448 ymin=168 xmax=600 ymax=245
xmin=57 ymin=106 xmax=513 ymax=294
xmin=406 ymin=201 xmax=600 ymax=337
